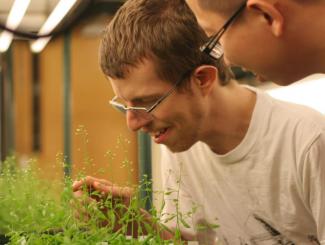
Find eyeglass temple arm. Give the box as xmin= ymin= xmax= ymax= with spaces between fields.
xmin=147 ymin=89 xmax=174 ymax=113
xmin=147 ymin=71 xmax=192 ymax=113
xmin=205 ymin=2 xmax=247 ymax=52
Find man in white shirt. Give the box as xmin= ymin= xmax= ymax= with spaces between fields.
xmin=160 ymin=83 xmax=325 ymax=244
xmin=186 ymin=0 xmax=325 ymax=86
xmin=73 ymin=0 xmax=325 ymax=243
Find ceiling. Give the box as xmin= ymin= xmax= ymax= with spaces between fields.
xmin=0 ymin=0 xmax=60 ymax=32
xmin=0 ymin=0 xmax=125 ymax=39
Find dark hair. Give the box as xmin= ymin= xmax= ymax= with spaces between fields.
xmin=99 ymin=0 xmax=233 ymax=86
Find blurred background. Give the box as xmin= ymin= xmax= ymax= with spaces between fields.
xmin=0 ymin=0 xmax=140 ymax=185
xmin=0 ymin=0 xmax=324 ymax=207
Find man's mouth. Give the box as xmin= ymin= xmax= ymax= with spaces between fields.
xmin=151 ymin=128 xmax=169 ymax=144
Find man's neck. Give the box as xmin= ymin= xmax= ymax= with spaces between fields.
xmin=201 ymin=83 xmax=256 ymax=155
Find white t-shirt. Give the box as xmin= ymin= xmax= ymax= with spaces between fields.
xmin=160 ymin=86 xmax=325 ymax=244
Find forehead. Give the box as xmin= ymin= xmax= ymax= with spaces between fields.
xmin=109 ymin=59 xmax=172 ymax=100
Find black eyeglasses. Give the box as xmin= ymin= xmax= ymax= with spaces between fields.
xmin=201 ymin=2 xmax=247 ymax=60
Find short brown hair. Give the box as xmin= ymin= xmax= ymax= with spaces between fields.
xmin=99 ymin=0 xmax=232 ymax=86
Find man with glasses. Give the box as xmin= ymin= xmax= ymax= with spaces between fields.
xmin=187 ymin=0 xmax=325 ymax=86
xmin=73 ymin=0 xmax=325 ymax=243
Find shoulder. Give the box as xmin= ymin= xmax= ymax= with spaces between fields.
xmin=260 ymin=73 xmax=325 ymax=127
xmin=254 ymin=81 xmax=325 ymax=131
xmin=253 ymin=86 xmax=325 ymax=153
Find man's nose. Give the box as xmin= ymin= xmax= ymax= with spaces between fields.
xmin=126 ymin=110 xmax=152 ymax=131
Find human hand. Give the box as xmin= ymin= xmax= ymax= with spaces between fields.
xmin=72 ymin=176 xmax=133 ymax=204
xmin=72 ymin=176 xmax=174 ymax=239
xmin=72 ymin=176 xmax=134 ymax=230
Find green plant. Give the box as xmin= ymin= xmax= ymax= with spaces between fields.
xmin=0 ymin=128 xmax=219 ymax=244
xmin=0 ymin=156 xmax=174 ymax=244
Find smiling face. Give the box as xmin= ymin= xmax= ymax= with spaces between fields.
xmin=109 ymin=60 xmax=206 ymax=153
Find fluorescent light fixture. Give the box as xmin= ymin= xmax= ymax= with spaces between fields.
xmin=30 ymin=37 xmax=51 ymax=53
xmin=31 ymin=0 xmax=78 ymax=53
xmin=0 ymin=32 xmax=14 ymax=52
xmin=0 ymin=0 xmax=31 ymax=52
xmin=267 ymin=74 xmax=325 ymax=114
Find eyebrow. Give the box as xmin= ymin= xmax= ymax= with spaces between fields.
xmin=119 ymin=93 xmax=164 ymax=104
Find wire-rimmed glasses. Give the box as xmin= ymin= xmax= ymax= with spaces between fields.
xmin=109 ymin=71 xmax=191 ymax=120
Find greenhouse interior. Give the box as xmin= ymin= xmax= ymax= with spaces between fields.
xmin=1 ymin=0 xmax=324 ymax=244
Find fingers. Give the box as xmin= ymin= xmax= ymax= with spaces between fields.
xmin=71 ymin=176 xmax=137 ymax=231
xmin=72 ymin=176 xmax=112 ymax=192
xmin=72 ymin=176 xmax=133 ymax=199
xmin=93 ymin=181 xmax=133 ymax=198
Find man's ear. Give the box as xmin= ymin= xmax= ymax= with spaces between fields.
xmin=247 ymin=0 xmax=284 ymax=37
xmin=192 ymin=65 xmax=218 ymax=95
